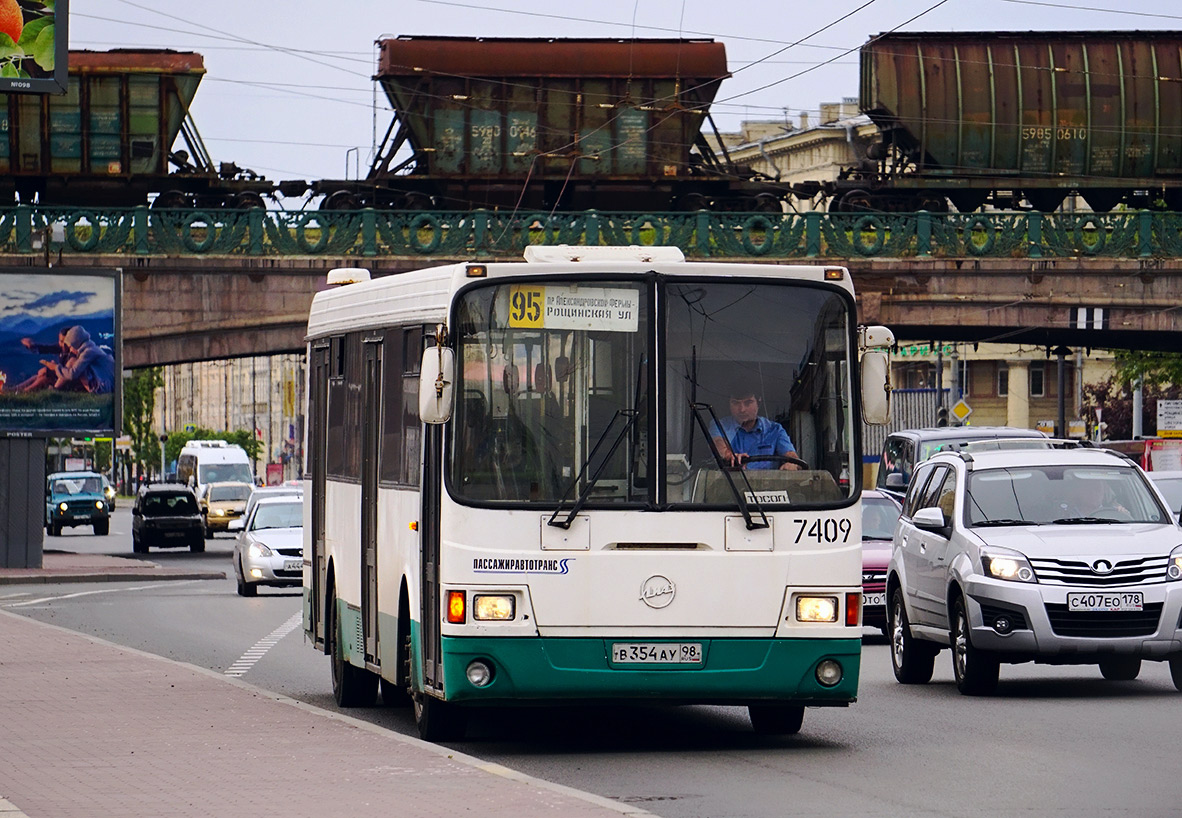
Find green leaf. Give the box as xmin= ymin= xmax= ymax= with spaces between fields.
xmin=0 ymin=33 xmax=22 ymax=61
xmin=31 ymin=23 xmax=54 ymax=71
xmin=17 ymin=16 xmax=52 ymax=48
xmin=1 ymin=62 xmax=19 ymax=78
xmin=40 ymin=0 xmax=56 ymax=11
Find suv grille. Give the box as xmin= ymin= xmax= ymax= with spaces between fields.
xmin=1028 ymin=555 xmax=1168 ymax=587
xmin=1044 ymin=602 xmax=1163 ymax=637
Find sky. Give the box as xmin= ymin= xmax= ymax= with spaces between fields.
xmin=70 ymin=0 xmax=1182 ymax=202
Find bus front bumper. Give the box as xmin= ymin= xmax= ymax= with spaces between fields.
xmin=438 ymin=635 xmax=860 ymax=706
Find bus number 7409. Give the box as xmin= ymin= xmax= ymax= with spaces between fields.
xmin=792 ymin=518 xmax=852 ymax=544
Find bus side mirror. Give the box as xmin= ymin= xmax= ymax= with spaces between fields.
xmin=419 ymin=346 xmax=455 ymax=424
xmin=861 ymin=350 xmax=892 ymax=425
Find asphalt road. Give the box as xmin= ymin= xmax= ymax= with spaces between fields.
xmin=9 ymin=508 xmax=1182 ymax=817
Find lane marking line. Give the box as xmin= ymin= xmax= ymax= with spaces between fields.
xmin=2 ymin=581 xmax=199 ymax=608
xmin=225 ymin=611 xmax=302 ymax=677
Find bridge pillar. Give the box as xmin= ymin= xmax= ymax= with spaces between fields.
xmin=1006 ymin=359 xmax=1031 ymax=430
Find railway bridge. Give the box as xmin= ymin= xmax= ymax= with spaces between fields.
xmin=1 ymin=206 xmax=1180 ymax=367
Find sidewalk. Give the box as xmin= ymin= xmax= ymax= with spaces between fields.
xmin=0 ymin=608 xmax=648 ymax=818
xmin=0 ymin=550 xmax=225 ymax=585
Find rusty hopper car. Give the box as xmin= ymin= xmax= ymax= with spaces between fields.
xmin=314 ymin=36 xmax=778 ymax=212
xmin=829 ymin=30 xmax=1182 ymax=212
xmin=0 ymin=50 xmax=275 ymax=208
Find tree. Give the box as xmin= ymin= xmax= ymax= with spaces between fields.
xmin=1082 ymin=375 xmax=1181 ymax=440
xmin=123 ymin=367 xmax=163 ymax=476
xmin=1112 ymin=350 xmax=1182 ymax=391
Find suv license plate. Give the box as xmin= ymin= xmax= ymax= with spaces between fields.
xmin=1067 ymin=592 xmax=1143 ymax=612
xmin=611 ymin=642 xmax=702 ymax=664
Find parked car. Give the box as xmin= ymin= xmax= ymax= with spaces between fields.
xmin=861 ymin=489 xmax=902 ymax=636
xmin=876 ymin=426 xmax=1047 ymax=500
xmin=887 ymin=446 xmax=1182 ymax=695
xmin=45 ymin=471 xmax=111 ymax=536
xmin=241 ymin=484 xmax=303 ymax=526
xmin=132 ymin=483 xmax=204 ymax=553
xmin=1148 ymin=471 xmax=1182 ymax=521
xmin=230 ymin=496 xmax=304 ymax=596
xmin=199 ymin=481 xmax=253 ymax=537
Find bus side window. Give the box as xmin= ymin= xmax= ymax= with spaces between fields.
xmin=401 ymin=326 xmax=426 ymax=486
xmin=379 ymin=328 xmax=405 ymax=484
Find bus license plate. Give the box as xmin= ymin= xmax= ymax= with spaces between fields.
xmin=1067 ymin=592 xmax=1143 ymax=612
xmin=611 ymin=643 xmax=702 ymax=664
xmin=284 ymin=559 xmax=302 ymax=571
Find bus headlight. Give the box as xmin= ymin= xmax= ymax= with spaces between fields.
xmin=473 ymin=594 xmax=515 ymax=621
xmin=796 ymin=596 xmax=838 ymax=622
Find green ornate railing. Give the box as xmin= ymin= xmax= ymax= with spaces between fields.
xmin=2 ymin=206 xmax=1181 ymax=259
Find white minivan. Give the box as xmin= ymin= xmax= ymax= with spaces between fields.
xmin=176 ymin=440 xmax=254 ymax=499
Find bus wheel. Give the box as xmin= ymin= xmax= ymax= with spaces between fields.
xmin=414 ymin=692 xmax=466 ymax=742
xmin=330 ymin=590 xmax=378 ymax=707
xmin=748 ymin=704 xmax=804 ymax=735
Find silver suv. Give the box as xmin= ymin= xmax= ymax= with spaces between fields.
xmin=886 ymin=446 xmax=1182 ymax=694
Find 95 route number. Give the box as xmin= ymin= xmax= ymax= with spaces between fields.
xmin=792 ymin=518 xmax=852 ymax=544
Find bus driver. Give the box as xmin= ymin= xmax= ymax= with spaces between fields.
xmin=711 ymin=384 xmax=800 ymax=471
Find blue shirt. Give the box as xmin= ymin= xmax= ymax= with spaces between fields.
xmin=712 ymin=416 xmax=795 ymax=470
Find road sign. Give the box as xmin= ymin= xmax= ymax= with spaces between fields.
xmin=1158 ymin=399 xmax=1182 ymax=439
xmin=950 ymin=399 xmax=972 ymax=423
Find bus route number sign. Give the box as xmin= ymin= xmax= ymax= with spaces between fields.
xmin=508 ymin=284 xmax=639 ymax=332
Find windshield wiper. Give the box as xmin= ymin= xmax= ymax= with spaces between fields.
xmin=1051 ymin=516 xmax=1121 ymax=525
xmin=547 ymin=408 xmax=639 ymax=530
xmin=688 ymin=401 xmax=769 ymax=531
xmin=973 ymin=518 xmax=1039 ymax=527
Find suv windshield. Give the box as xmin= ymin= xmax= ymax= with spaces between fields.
xmin=966 ymin=465 xmax=1170 ymax=526
xmin=142 ymin=493 xmax=198 ymax=516
xmin=52 ymin=477 xmax=101 ymax=494
xmin=450 ymin=277 xmax=855 ymax=509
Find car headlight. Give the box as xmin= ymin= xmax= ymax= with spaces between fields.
xmin=58 ymin=502 xmax=67 ymax=511
xmin=981 ymin=547 xmax=1037 ymax=583
xmin=95 ymin=500 xmax=104 ymax=510
xmin=247 ymin=542 xmax=273 ymax=558
xmin=212 ymin=508 xmax=226 ymax=516
xmin=1168 ymin=545 xmax=1182 ymax=581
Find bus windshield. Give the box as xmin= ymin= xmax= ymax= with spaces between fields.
xmin=450 ymin=277 xmax=854 ymax=508
xmin=453 ymin=279 xmax=649 ymax=504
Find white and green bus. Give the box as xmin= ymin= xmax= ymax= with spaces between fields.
xmin=303 ymin=246 xmax=893 ymax=741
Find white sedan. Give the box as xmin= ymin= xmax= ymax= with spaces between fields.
xmin=230 ymin=497 xmax=303 ymax=597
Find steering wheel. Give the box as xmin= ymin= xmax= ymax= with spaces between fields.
xmin=740 ymin=454 xmax=810 ymax=470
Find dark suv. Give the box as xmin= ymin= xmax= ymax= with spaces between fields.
xmin=132 ymin=483 xmax=204 ymax=553
xmin=876 ymin=427 xmax=1047 ymax=501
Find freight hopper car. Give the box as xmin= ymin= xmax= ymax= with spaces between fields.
xmin=825 ymin=31 xmax=1182 ymax=213
xmin=0 ymin=50 xmax=277 ymax=208
xmin=313 ymin=36 xmax=782 ymax=212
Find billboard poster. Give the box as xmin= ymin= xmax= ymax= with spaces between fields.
xmin=0 ymin=268 xmax=120 ymax=436
xmin=0 ymin=0 xmax=68 ymax=94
